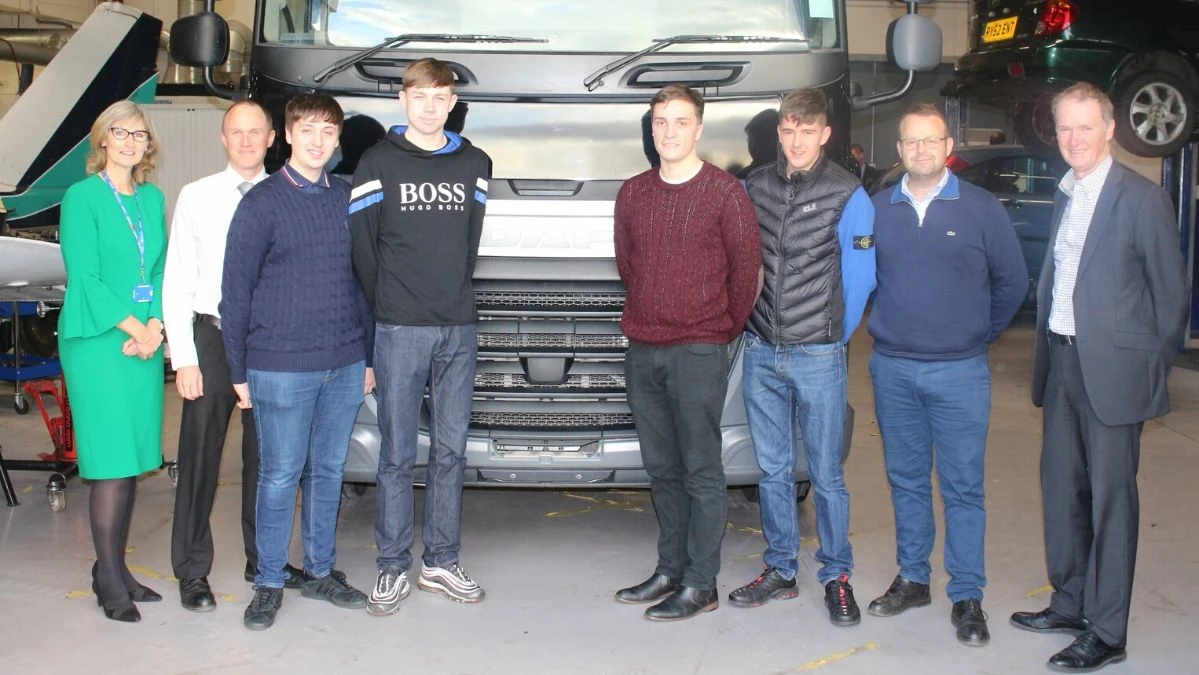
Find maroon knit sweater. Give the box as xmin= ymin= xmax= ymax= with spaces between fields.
xmin=614 ymin=161 xmax=762 ymax=346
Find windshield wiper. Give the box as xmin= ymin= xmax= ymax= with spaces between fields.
xmin=583 ymin=34 xmax=808 ymax=92
xmin=311 ymin=34 xmax=548 ymax=85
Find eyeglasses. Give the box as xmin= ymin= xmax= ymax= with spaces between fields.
xmin=110 ymin=127 xmax=150 ymax=143
xmin=899 ymin=137 xmax=948 ymax=150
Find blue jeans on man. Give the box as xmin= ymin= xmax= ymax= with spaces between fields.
xmin=248 ymin=361 xmax=366 ymax=588
xmin=742 ymin=332 xmax=853 ymax=584
xmin=373 ymin=322 xmax=477 ymax=573
xmin=869 ymin=351 xmax=990 ymax=602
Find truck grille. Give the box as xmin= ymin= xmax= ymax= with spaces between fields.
xmin=475 ymin=371 xmax=625 ymax=394
xmin=470 ymin=410 xmax=635 ymax=432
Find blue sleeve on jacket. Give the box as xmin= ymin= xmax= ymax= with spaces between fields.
xmin=983 ymin=196 xmax=1029 ymax=341
xmin=838 ymin=187 xmax=877 ymax=344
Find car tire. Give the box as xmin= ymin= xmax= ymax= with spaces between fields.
xmin=1014 ymin=100 xmax=1058 ymax=158
xmin=1113 ymin=70 xmax=1196 ymax=158
xmin=18 ymin=309 xmax=59 ymax=358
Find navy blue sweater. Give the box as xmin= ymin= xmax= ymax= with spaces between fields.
xmin=220 ymin=164 xmax=374 ymax=383
xmin=868 ymin=172 xmax=1027 ymax=361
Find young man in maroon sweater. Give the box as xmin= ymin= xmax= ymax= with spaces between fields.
xmin=612 ymin=84 xmax=762 ymax=622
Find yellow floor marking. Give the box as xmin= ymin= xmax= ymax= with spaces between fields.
xmin=1025 ymin=584 xmax=1053 ymax=598
xmin=219 ymin=593 xmax=238 ymax=602
xmin=65 ymin=590 xmax=92 ymax=600
xmin=792 ymin=642 xmax=879 ymax=671
xmin=547 ymin=493 xmax=648 ymax=518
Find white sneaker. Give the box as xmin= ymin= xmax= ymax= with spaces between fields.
xmin=417 ymin=563 xmax=485 ymax=603
xmin=366 ymin=569 xmax=410 ymax=616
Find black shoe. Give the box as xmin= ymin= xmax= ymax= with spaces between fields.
xmin=728 ymin=568 xmax=798 ymax=608
xmin=824 ymin=575 xmax=862 ymax=626
xmin=300 ymin=570 xmax=368 ymax=609
xmin=1048 ymin=631 xmax=1126 ymax=672
xmin=244 ymin=586 xmax=283 ymax=631
xmin=128 ymin=583 xmax=162 ymax=603
xmin=179 ymin=576 xmax=216 ymax=612
xmin=951 ymin=599 xmax=990 ymax=647
xmin=644 ymin=586 xmax=719 ymax=622
xmin=615 ymin=573 xmax=681 ymax=605
xmin=867 ymin=575 xmax=931 ymax=617
xmin=99 ymin=596 xmax=141 ymax=623
xmin=1010 ymin=607 xmax=1087 ymax=635
xmin=245 ymin=562 xmax=306 ymax=589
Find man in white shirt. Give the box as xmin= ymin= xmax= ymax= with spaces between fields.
xmin=163 ymin=101 xmax=301 ymax=611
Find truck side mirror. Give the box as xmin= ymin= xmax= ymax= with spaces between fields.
xmin=169 ymin=11 xmax=230 ymax=68
xmin=888 ymin=14 xmax=942 ymax=73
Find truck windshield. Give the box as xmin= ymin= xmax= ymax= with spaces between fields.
xmin=262 ymin=0 xmax=839 ymax=50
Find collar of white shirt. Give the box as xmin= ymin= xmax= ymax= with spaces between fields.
xmin=1058 ymin=154 xmax=1113 ymax=198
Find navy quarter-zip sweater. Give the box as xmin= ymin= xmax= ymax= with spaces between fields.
xmin=868 ymin=171 xmax=1027 ymax=361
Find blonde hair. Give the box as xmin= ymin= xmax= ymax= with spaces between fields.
xmin=85 ymin=100 xmax=159 ymax=184
xmin=1052 ymin=81 xmax=1114 ymax=125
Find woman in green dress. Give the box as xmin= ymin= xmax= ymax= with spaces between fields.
xmin=58 ymin=100 xmax=167 ymax=623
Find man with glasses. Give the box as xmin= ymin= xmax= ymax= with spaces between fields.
xmin=866 ymin=104 xmax=1027 ymax=647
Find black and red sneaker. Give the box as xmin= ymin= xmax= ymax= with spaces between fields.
xmin=728 ymin=567 xmax=798 ymax=608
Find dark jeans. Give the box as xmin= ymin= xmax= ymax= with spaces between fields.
xmin=374 ymin=323 xmax=477 ymax=573
xmin=625 ymin=341 xmax=730 ymax=590
xmin=1042 ymin=339 xmax=1142 ymax=648
xmin=170 ymin=319 xmax=260 ymax=579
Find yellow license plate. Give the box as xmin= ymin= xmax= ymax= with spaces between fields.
xmin=982 ymin=16 xmax=1018 ymax=43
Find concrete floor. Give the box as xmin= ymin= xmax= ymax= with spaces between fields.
xmin=1 ymin=318 xmax=1197 ymax=675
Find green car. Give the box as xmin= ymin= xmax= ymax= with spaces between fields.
xmin=948 ymin=0 xmax=1199 ymax=157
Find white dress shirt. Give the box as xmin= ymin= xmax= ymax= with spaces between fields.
xmin=1048 ymin=155 xmax=1113 ymax=336
xmin=162 ymin=165 xmax=267 ymax=369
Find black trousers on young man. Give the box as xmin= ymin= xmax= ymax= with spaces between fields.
xmin=625 ymin=341 xmax=730 ymax=590
xmin=170 ymin=318 xmax=260 ymax=579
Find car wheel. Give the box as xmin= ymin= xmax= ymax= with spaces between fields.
xmin=1014 ymin=100 xmax=1057 ymax=158
xmin=18 ymin=310 xmax=59 ymax=358
xmin=1114 ymin=70 xmax=1196 ymax=157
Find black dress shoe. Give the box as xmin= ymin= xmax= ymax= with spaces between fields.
xmin=1010 ymin=607 xmax=1087 ymax=634
xmin=615 ymin=573 xmax=681 ymax=604
xmin=867 ymin=575 xmax=931 ymax=617
xmin=245 ymin=562 xmax=306 ymax=589
xmin=645 ymin=586 xmax=719 ymax=622
xmin=1048 ymin=631 xmax=1126 ymax=672
xmin=951 ymin=599 xmax=990 ymax=647
xmin=179 ymin=576 xmax=217 ymax=612
xmin=99 ymin=597 xmax=141 ymax=623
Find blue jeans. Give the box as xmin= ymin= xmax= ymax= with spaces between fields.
xmin=742 ymin=332 xmax=852 ymax=584
xmin=373 ymin=323 xmax=476 ymax=572
xmin=248 ymin=361 xmax=365 ymax=588
xmin=869 ymin=352 xmax=990 ymax=602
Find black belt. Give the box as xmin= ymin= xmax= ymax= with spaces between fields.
xmin=196 ymin=313 xmax=221 ymax=330
xmin=1049 ymin=331 xmax=1075 ymax=346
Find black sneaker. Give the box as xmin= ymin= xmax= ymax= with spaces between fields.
xmin=728 ymin=567 xmax=799 ymax=608
xmin=300 ymin=570 xmax=368 ymax=609
xmin=824 ymin=575 xmax=862 ymax=626
xmin=243 ymin=586 xmax=283 ymax=631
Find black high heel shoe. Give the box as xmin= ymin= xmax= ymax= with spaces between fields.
xmin=91 ymin=572 xmax=142 ymax=622
xmin=91 ymin=562 xmax=161 ymax=603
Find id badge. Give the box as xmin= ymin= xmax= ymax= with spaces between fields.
xmin=132 ymin=282 xmax=154 ymax=303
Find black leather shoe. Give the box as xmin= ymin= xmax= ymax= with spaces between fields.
xmin=179 ymin=576 xmax=217 ymax=612
xmin=1048 ymin=631 xmax=1126 ymax=672
xmin=615 ymin=573 xmax=681 ymax=605
xmin=824 ymin=575 xmax=862 ymax=626
xmin=245 ymin=562 xmax=306 ymax=589
xmin=1011 ymin=607 xmax=1087 ymax=635
xmin=868 ymin=575 xmax=931 ymax=617
xmin=951 ymin=599 xmax=990 ymax=647
xmin=644 ymin=586 xmax=719 ymax=621
xmin=129 ymin=583 xmax=162 ymax=603
xmin=728 ymin=567 xmax=798 ymax=608
xmin=99 ymin=597 xmax=141 ymax=623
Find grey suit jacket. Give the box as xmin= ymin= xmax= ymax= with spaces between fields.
xmin=1032 ymin=160 xmax=1188 ymax=426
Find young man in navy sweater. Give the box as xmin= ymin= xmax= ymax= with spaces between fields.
xmin=349 ymin=58 xmax=492 ymax=615
xmin=866 ymin=104 xmax=1027 ymax=647
xmin=222 ymin=93 xmax=375 ymax=630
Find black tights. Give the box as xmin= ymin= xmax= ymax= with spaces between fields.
xmin=89 ymin=477 xmax=140 ymax=603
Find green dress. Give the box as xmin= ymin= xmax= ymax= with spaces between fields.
xmin=57 ymin=174 xmax=166 ymax=479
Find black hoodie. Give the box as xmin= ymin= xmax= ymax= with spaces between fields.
xmin=349 ymin=126 xmax=491 ymax=325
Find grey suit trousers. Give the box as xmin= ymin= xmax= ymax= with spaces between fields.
xmin=1041 ymin=338 xmax=1142 ymax=648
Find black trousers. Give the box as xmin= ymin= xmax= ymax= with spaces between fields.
xmin=1041 ymin=339 xmax=1142 ymax=648
xmin=170 ymin=319 xmax=260 ymax=579
xmin=625 ymin=341 xmax=729 ymax=590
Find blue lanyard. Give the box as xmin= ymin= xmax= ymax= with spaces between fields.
xmin=100 ymin=170 xmax=146 ymax=282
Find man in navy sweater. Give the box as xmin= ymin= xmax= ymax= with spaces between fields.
xmin=866 ymin=104 xmax=1027 ymax=647
xmin=349 ymin=58 xmax=491 ymax=615
xmin=222 ymin=93 xmax=375 ymax=630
